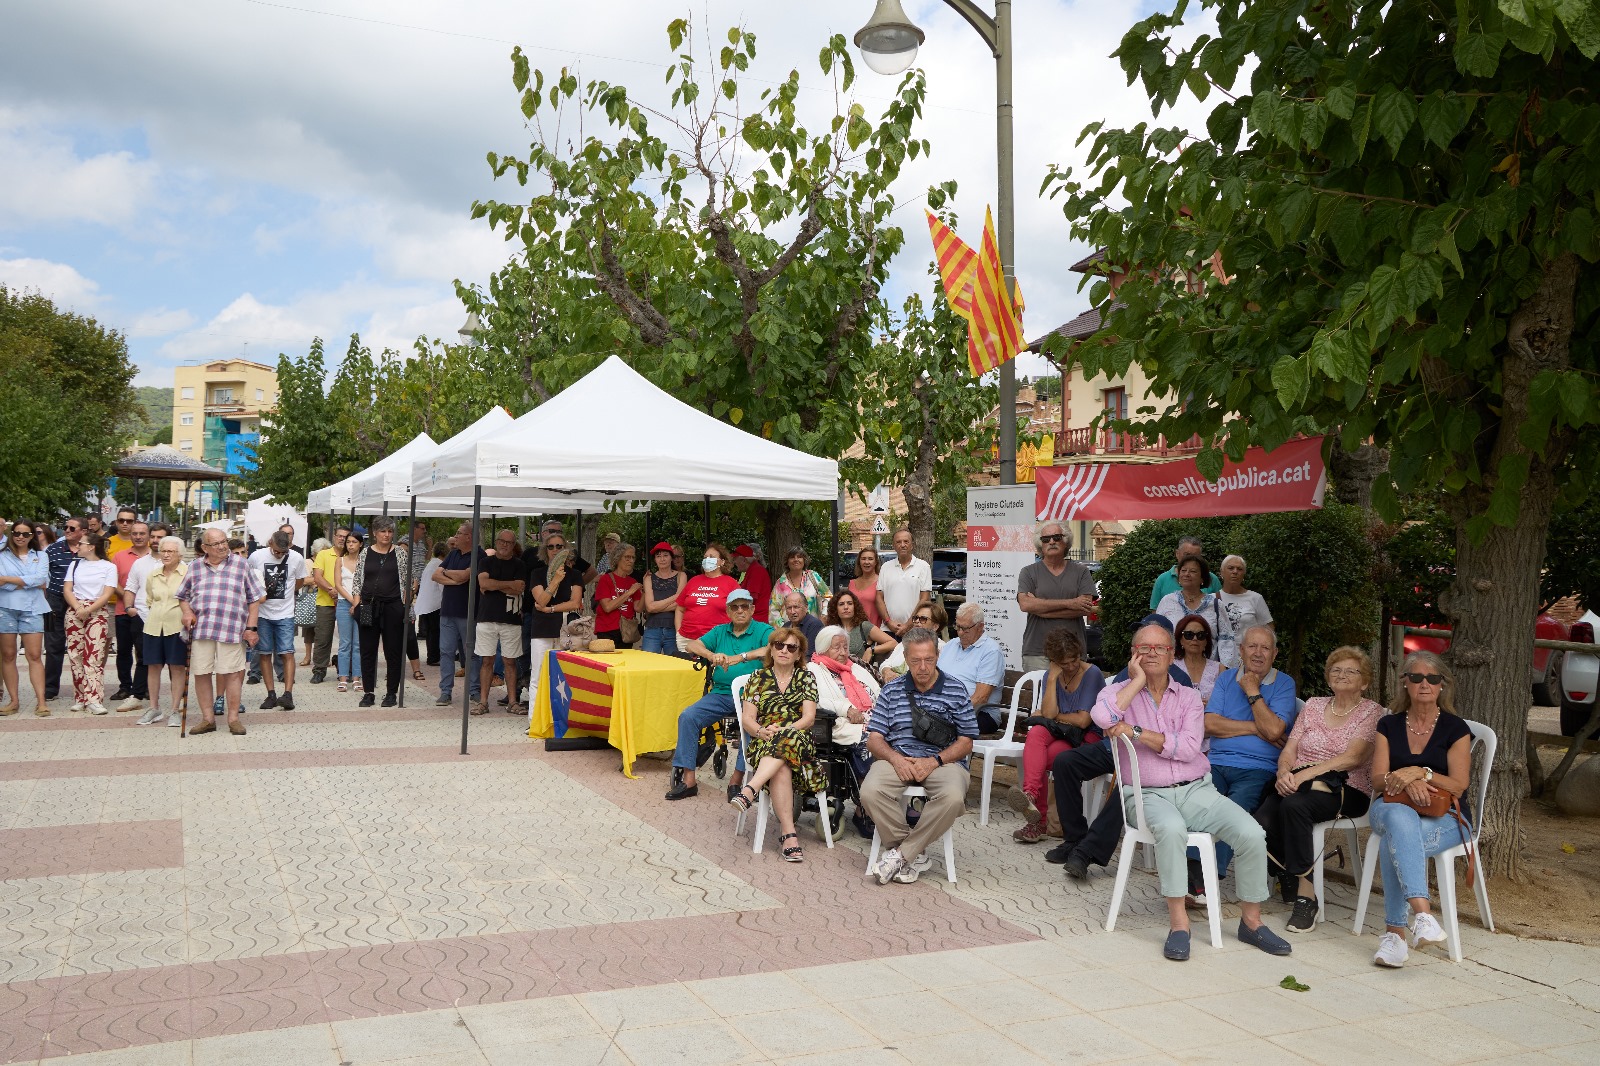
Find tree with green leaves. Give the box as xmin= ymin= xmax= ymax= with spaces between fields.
xmin=846 ymin=198 xmax=998 ymax=560
xmin=0 ymin=287 xmax=137 ymax=514
xmin=1043 ymin=0 xmax=1598 ymax=875
xmin=463 ymin=17 xmax=931 ymax=554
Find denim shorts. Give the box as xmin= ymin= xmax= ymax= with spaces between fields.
xmin=256 ymin=616 xmax=296 ymax=656
xmin=0 ymin=606 xmax=44 ymax=635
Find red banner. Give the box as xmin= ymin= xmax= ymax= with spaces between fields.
xmin=1035 ymin=437 xmax=1327 ymax=521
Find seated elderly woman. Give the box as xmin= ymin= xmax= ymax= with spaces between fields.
xmin=1368 ymin=651 xmax=1475 ymax=967
xmin=730 ymin=626 xmax=825 ymax=862
xmin=823 ymin=590 xmax=897 ymax=670
xmin=807 ymin=624 xmax=882 ymax=836
xmin=878 ymin=601 xmax=946 ymax=680
xmin=1174 ymin=614 xmax=1222 ymax=705
xmin=1253 ymin=646 xmax=1384 ymax=933
xmin=1014 ymin=629 xmax=1105 ymax=844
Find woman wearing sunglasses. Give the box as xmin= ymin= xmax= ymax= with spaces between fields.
xmin=878 ymin=602 xmax=946 ymax=681
xmin=1367 ymin=651 xmax=1474 ymax=967
xmin=1174 ymin=614 xmax=1222 ymax=705
xmin=730 ymin=627 xmax=824 ymax=862
xmin=0 ymin=520 xmax=50 ymax=716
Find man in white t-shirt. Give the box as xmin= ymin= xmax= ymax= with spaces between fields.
xmin=875 ymin=528 xmax=933 ymax=637
xmin=247 ymin=532 xmax=309 ymax=710
xmin=1215 ymin=555 xmax=1273 ymax=670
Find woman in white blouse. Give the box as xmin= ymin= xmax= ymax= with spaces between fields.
xmin=63 ymin=532 xmax=119 ymax=715
xmin=806 ymin=625 xmax=881 ymax=837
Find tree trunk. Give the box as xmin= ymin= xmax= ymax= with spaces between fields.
xmin=1329 ymin=442 xmax=1389 ymax=512
xmin=1440 ymin=253 xmax=1578 ymax=882
xmin=761 ymin=502 xmax=801 ymax=568
xmin=902 ymin=392 xmax=938 ymax=563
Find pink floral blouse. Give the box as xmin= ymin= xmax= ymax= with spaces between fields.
xmin=1288 ymin=696 xmax=1385 ymax=794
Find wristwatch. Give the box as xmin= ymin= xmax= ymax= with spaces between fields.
xmin=245 ymin=626 xmax=258 ymax=632
xmin=1132 ymin=725 xmax=1144 ymax=740
xmin=934 ymin=753 xmax=944 ymax=767
xmin=1423 ymin=767 xmax=1434 ymax=783
xmin=1247 ymin=693 xmax=1264 ymax=705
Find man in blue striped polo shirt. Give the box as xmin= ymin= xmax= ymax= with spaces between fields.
xmin=861 ymin=627 xmax=978 ymax=885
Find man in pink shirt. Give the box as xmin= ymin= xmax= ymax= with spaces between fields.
xmin=1092 ymin=623 xmax=1291 ymax=962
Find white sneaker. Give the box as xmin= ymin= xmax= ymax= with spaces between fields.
xmin=872 ymin=847 xmax=904 ymax=886
xmin=87 ymin=702 xmax=109 ymax=715
xmin=70 ymin=701 xmax=86 ymax=712
xmin=168 ymin=712 xmax=181 ymax=727
xmin=116 ymin=697 xmax=144 ymax=712
xmin=136 ymin=707 xmax=163 ymax=725
xmin=1410 ymin=912 xmax=1447 ymax=948
xmin=892 ymin=853 xmax=930 ymax=884
xmin=1373 ymin=931 xmax=1409 ymax=968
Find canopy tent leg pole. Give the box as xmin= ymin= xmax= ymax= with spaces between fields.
xmin=830 ymin=495 xmax=840 ymax=594
xmin=182 ymin=481 xmax=192 ymax=540
xmin=703 ymin=495 xmax=711 ymax=545
xmin=134 ymin=476 xmax=141 ymax=519
xmin=461 ymin=487 xmax=482 ymax=756
xmin=219 ymin=479 xmax=226 ymax=520
xmin=518 ymin=516 xmax=525 ymax=548
xmin=400 ymin=493 xmax=416 ymax=708
xmin=644 ymin=509 xmax=651 ymax=553
xmin=382 ymin=501 xmax=389 ymax=518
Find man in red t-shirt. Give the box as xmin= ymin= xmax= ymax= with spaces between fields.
xmin=732 ymin=545 xmax=771 ymax=616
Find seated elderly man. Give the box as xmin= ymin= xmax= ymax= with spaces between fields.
xmin=1186 ymin=624 xmax=1298 ymax=900
xmin=1091 ymin=622 xmax=1291 ymax=961
xmin=779 ymin=590 xmax=824 ymax=652
xmin=665 ymin=588 xmax=772 ymax=801
xmin=937 ymin=602 xmax=1006 ymax=734
xmin=862 ymin=627 xmax=978 ymax=885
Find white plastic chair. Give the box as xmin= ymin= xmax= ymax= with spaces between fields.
xmin=974 ymin=670 xmax=1044 ymax=825
xmin=1351 ymin=720 xmax=1496 ymax=961
xmin=1083 ymin=774 xmax=1113 ymax=825
xmin=1104 ymin=733 xmax=1223 ymax=948
xmin=729 ymin=674 xmax=835 ymax=854
xmin=867 ymin=784 xmax=957 ymax=883
xmin=1310 ymin=813 xmax=1369 ymax=921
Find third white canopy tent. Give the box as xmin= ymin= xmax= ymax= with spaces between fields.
xmin=305 ymin=355 xmax=840 ymax=751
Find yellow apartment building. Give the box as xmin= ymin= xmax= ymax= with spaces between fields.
xmin=168 ymin=359 xmax=277 ymax=509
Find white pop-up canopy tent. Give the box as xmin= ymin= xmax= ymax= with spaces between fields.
xmin=413 ymin=356 xmax=839 ymax=502
xmin=307 ymin=432 xmax=437 ymax=515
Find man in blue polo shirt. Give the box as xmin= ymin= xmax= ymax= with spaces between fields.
xmin=938 ymin=602 xmax=1006 ymax=733
xmin=665 ymin=588 xmax=772 ymax=801
xmin=862 ymin=627 xmax=979 ymax=885
xmin=1193 ymin=624 xmax=1297 ymax=893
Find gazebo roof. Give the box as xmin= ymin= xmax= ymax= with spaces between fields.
xmin=112 ymin=446 xmax=235 ymax=481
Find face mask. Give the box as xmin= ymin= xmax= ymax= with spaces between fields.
xmin=702 ymin=557 xmax=720 ymax=573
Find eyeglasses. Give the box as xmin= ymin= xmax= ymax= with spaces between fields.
xmin=1328 ymin=667 xmax=1363 ymax=679
xmin=1180 ymin=630 xmax=1208 ymax=640
xmin=1132 ymin=643 xmax=1172 ymax=655
xmin=1404 ymin=672 xmax=1444 ymax=685
xmin=912 ymin=616 xmax=933 ymax=625
xmin=772 ymin=642 xmax=801 ymax=653
xmin=727 ymin=602 xmax=753 ymax=610
xmin=1040 ymin=533 xmax=1066 ymax=543
xmin=117 ymin=517 xmax=133 ymax=524
xmin=954 ymin=621 xmax=979 ymax=632
xmin=547 ymin=542 xmax=566 ymax=550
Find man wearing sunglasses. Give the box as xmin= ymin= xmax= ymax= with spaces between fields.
xmin=1016 ymin=522 xmax=1097 ymax=673
xmin=41 ymin=517 xmax=88 ymax=701
xmin=666 ymin=588 xmax=772 ymax=801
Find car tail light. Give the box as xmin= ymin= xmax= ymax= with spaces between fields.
xmin=1573 ymin=622 xmax=1595 ymax=644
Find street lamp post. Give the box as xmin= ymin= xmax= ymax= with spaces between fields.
xmin=856 ymin=0 xmax=1017 ymax=486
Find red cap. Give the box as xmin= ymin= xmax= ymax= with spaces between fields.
xmin=651 ymin=542 xmax=674 ymax=555
xmin=733 ymin=545 xmax=755 ymax=558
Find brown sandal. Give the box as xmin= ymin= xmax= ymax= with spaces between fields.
xmin=412 ymin=669 xmax=426 ymax=681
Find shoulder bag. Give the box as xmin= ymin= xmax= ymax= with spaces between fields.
xmin=906 ymin=685 xmax=959 ymax=749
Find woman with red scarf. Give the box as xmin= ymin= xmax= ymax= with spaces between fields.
xmin=807 ymin=624 xmax=881 ymax=837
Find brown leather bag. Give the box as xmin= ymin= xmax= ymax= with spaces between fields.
xmin=1381 ymin=787 xmax=1478 ymax=887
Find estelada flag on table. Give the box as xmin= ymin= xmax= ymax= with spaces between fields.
xmin=927 ymin=207 xmax=1025 ymax=376
xmin=548 ymin=651 xmax=614 ymax=739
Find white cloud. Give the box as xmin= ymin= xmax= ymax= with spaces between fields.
xmin=127 ymin=307 xmax=195 ymax=337
xmin=0 ymin=256 xmax=102 ymax=310
xmin=0 ymin=109 xmax=162 ymax=230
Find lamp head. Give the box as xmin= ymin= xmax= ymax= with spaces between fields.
xmin=854 ymin=0 xmax=924 ymax=76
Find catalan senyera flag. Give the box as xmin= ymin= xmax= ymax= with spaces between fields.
xmin=926 ymin=207 xmax=1025 ymax=376
xmin=548 ymin=651 xmax=614 ymax=739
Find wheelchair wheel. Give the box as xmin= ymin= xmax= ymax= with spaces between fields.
xmin=711 ymin=743 xmax=729 ymax=780
xmin=828 ymin=792 xmax=846 ymax=836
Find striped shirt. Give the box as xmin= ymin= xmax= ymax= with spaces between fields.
xmin=45 ymin=540 xmax=75 ymax=595
xmin=175 ymin=554 xmax=266 ymax=645
xmin=866 ymin=669 xmax=978 ymax=767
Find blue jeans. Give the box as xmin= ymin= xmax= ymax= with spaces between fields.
xmin=672 ymin=691 xmax=744 ymax=773
xmin=1369 ymin=797 xmax=1472 ymax=928
xmin=639 ymin=626 xmax=675 ymax=656
xmin=437 ymin=614 xmax=479 ymax=702
xmin=1187 ymin=763 xmax=1275 ymax=877
xmin=335 ymin=600 xmax=361 ymax=679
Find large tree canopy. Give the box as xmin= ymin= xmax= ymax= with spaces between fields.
xmin=1044 ymin=0 xmax=1599 ymax=875
xmin=462 ymin=18 xmax=930 ymax=553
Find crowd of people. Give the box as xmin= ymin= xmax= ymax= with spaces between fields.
xmin=0 ymin=511 xmax=1481 ymax=967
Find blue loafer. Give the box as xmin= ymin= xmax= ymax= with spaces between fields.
xmin=1238 ymin=919 xmax=1293 ymax=956
xmin=1163 ymin=929 xmax=1191 ymax=961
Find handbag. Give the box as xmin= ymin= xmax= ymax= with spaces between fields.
xmin=1381 ymin=783 xmax=1453 ymax=818
xmin=907 ymin=687 xmax=959 ymax=749
xmin=293 ymin=587 xmax=317 ymax=627
xmin=1025 ymin=715 xmax=1087 ymax=747
xmin=358 ymin=600 xmax=374 ymax=627
xmin=620 ymin=613 xmax=642 ymax=645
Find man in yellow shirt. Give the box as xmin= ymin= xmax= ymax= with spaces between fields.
xmin=310 ymin=526 xmax=347 ymax=684
xmin=105 ymin=507 xmax=137 ymax=559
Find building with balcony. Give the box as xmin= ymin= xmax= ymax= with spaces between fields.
xmin=168 ymin=358 xmax=277 ymax=509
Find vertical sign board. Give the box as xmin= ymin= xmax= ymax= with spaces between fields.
xmin=965 ymin=485 xmax=1039 ymax=672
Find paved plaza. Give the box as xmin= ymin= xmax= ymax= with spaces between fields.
xmin=2 ymin=662 xmax=1599 ymax=1065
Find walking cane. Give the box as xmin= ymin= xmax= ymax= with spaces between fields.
xmin=178 ymin=681 xmax=188 ymax=738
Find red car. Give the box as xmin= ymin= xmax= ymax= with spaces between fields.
xmin=1399 ymin=613 xmax=1571 ymax=706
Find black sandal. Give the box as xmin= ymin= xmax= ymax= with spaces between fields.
xmin=729 ymin=784 xmax=758 ymax=812
xmin=780 ymin=833 xmax=804 ymax=863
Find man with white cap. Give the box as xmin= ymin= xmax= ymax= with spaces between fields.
xmin=665 ymin=588 xmax=772 ymax=801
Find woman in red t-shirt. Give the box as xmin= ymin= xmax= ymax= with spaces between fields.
xmin=675 ymin=542 xmax=741 ymax=650
xmin=593 ymin=544 xmax=642 ymax=647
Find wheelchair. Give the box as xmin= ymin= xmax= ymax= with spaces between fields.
xmin=690 ymin=657 xmax=742 ymax=781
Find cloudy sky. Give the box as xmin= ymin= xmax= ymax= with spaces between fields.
xmin=0 ymin=0 xmax=1211 ymax=387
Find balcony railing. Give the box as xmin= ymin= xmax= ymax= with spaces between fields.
xmin=1054 ymin=426 xmax=1203 ymax=457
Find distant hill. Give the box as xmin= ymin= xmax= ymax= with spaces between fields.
xmin=128 ymin=386 xmax=173 ymax=445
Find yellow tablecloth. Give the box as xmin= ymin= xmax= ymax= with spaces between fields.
xmin=529 ymin=649 xmax=705 ymax=777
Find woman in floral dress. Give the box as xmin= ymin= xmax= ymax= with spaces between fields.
xmin=731 ymin=626 xmax=824 ymax=862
